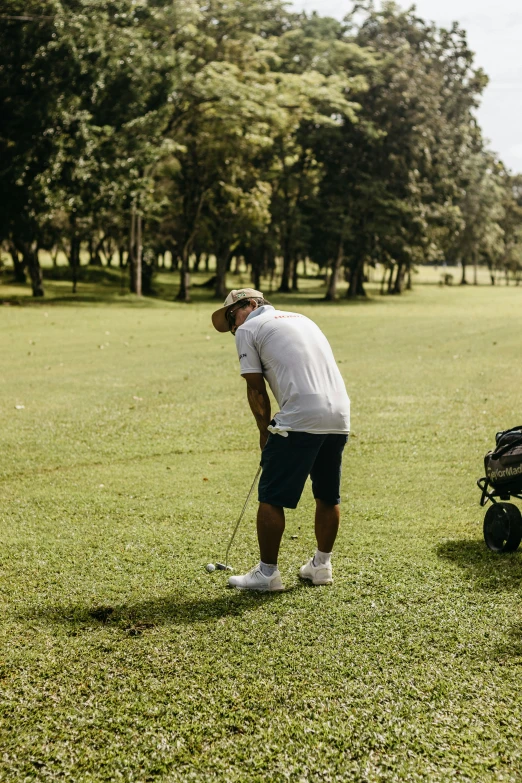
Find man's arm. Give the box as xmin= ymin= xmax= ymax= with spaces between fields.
xmin=243 ymin=373 xmax=271 ymax=450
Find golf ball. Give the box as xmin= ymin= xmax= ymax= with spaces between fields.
xmin=206 ymin=563 xmax=216 ymax=573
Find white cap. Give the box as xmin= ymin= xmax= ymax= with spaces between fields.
xmin=211 ymin=288 xmax=264 ymax=332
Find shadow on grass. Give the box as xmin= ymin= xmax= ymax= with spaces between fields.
xmin=1 ymin=270 xmax=388 ymax=309
xmin=437 ymin=539 xmax=522 ymax=592
xmin=494 ymin=623 xmax=522 ymax=661
xmin=1 ymin=288 xmax=159 ymax=308
xmin=23 ymin=585 xmax=306 ymax=631
xmin=1 ymin=290 xmax=391 ymax=312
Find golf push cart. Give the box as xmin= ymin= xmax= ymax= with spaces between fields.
xmin=477 ymin=425 xmax=522 ymax=553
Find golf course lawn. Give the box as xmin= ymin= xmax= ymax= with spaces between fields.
xmin=1 ymin=277 xmax=522 ymax=781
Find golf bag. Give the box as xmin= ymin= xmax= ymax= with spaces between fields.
xmin=477 ymin=426 xmax=522 ymax=553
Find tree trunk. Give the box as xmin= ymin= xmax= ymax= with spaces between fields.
xmin=279 ymin=253 xmax=293 ymax=293
xmin=142 ymin=248 xmax=154 ymax=297
xmin=70 ymin=236 xmax=80 ymax=294
xmin=176 ymin=245 xmax=191 ymax=302
xmin=278 ymin=258 xmax=293 ymax=294
xmin=487 ymin=259 xmax=495 ymax=285
xmin=347 ymin=261 xmax=357 ymax=298
xmin=9 ymin=242 xmax=26 ymax=283
xmin=380 ymin=264 xmax=387 ymax=295
xmin=214 ymin=249 xmax=231 ymax=299
xmin=135 ymin=213 xmax=142 ymax=296
xmin=473 ymin=252 xmax=478 ymax=286
xmin=88 ymin=237 xmax=103 ymax=266
xmin=386 ymin=263 xmax=394 ymax=294
xmin=22 ymin=241 xmax=44 ymax=297
xmin=120 ymin=259 xmax=127 ymax=295
xmin=325 ymin=240 xmax=344 ymax=301
xmin=252 ymin=259 xmax=261 ymax=291
xmin=292 ymin=257 xmax=299 ymax=291
xmin=406 ymin=267 xmax=412 ymax=291
xmin=129 ymin=205 xmax=142 ymax=296
xmin=269 ymin=254 xmax=277 ymax=293
xmin=129 ymin=206 xmax=136 ymax=291
xmin=392 ymin=262 xmax=405 ymax=294
xmin=100 ymin=236 xmax=113 ymax=266
xmin=460 ymin=257 xmax=467 ymax=285
xmin=347 ymin=257 xmax=367 ymax=298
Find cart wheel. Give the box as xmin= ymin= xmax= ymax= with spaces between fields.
xmin=483 ymin=502 xmax=522 ymax=553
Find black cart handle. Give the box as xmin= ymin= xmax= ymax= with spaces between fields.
xmin=491 ymin=434 xmax=522 ymax=461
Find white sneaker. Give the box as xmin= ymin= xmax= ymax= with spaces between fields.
xmin=228 ymin=564 xmax=284 ymax=592
xmin=299 ymin=557 xmax=333 ymax=585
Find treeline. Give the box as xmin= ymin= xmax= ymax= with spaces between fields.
xmin=1 ymin=0 xmax=522 ymax=299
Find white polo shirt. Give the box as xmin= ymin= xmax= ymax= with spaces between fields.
xmin=235 ymin=305 xmax=350 ymax=434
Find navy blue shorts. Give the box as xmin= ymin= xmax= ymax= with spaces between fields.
xmin=258 ymin=431 xmax=348 ymax=509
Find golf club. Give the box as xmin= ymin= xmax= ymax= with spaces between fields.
xmin=207 ymin=464 xmax=262 ymax=573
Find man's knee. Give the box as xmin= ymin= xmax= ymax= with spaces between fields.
xmin=315 ymin=498 xmax=340 ymax=511
xmin=258 ymin=502 xmax=285 ymax=520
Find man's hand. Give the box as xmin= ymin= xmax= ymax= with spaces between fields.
xmin=243 ymin=373 xmax=271 ymax=450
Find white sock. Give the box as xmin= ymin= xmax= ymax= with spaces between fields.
xmin=313 ymin=550 xmax=331 ymax=567
xmin=260 ymin=561 xmax=278 ymax=576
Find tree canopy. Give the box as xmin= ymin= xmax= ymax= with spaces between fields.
xmin=1 ymin=0 xmax=519 ymax=297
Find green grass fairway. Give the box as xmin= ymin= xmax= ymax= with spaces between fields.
xmin=1 ymin=281 xmax=522 ymax=781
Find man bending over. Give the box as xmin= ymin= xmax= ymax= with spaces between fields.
xmin=212 ymin=288 xmax=350 ymax=591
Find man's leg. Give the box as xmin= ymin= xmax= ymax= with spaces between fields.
xmin=315 ymin=499 xmax=340 ymax=553
xmin=228 ymin=433 xmax=318 ymax=591
xmin=257 ymin=502 xmax=285 ymax=564
xmin=300 ymin=434 xmax=347 ymax=585
xmin=227 ymin=502 xmax=285 ymax=590
xmin=299 ymin=499 xmax=338 ymax=583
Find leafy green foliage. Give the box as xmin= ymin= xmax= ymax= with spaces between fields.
xmin=0 ymin=0 xmax=518 ymax=299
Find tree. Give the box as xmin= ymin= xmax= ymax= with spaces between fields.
xmin=307 ymin=1 xmax=488 ymax=298
xmin=454 ymin=152 xmax=505 ymax=285
xmin=0 ymin=0 xmax=195 ymax=296
xmin=498 ymin=172 xmax=522 ymax=285
xmin=0 ymin=0 xmax=508 ymax=304
xmin=270 ymin=14 xmax=369 ymax=293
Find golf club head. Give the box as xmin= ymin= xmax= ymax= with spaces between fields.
xmin=215 ymin=563 xmax=233 ymax=572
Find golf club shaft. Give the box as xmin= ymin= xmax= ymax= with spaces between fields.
xmin=224 ymin=464 xmax=262 ymax=567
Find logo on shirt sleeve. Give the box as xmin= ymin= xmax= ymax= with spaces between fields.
xmin=238 ymin=353 xmax=247 ymax=361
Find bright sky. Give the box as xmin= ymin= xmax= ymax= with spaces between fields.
xmin=290 ymin=0 xmax=522 ymax=174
